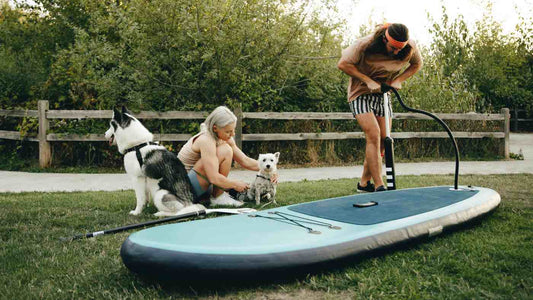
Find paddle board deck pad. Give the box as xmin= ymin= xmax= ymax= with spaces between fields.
xmin=121 ymin=186 xmax=500 ymax=279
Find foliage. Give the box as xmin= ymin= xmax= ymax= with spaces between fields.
xmin=0 ymin=3 xmax=56 ymax=108
xmin=2 ymin=1 xmax=532 ymax=113
xmin=428 ymin=5 xmax=533 ymax=113
xmin=35 ymin=0 xmax=346 ymax=112
xmin=400 ymin=51 xmax=479 ymax=113
xmin=1 ymin=1 xmax=531 ymax=168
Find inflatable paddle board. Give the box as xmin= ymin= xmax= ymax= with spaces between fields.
xmin=121 ymin=186 xmax=500 ymax=279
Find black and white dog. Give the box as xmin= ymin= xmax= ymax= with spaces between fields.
xmin=105 ymin=107 xmax=203 ymax=217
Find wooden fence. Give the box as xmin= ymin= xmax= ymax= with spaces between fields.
xmin=0 ymin=100 xmax=510 ymax=168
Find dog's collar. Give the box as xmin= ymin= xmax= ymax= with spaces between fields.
xmin=123 ymin=142 xmax=158 ymax=167
xmin=256 ymin=174 xmax=270 ymax=180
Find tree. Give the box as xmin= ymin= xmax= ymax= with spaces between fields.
xmin=40 ymin=0 xmax=345 ymax=112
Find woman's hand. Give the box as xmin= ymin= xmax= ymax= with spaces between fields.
xmin=233 ymin=181 xmax=250 ymax=192
xmin=271 ymin=173 xmax=279 ymax=184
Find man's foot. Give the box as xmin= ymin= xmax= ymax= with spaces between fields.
xmin=357 ymin=181 xmax=375 ymax=193
xmin=375 ymin=185 xmax=387 ymax=192
xmin=210 ymin=192 xmax=244 ymax=207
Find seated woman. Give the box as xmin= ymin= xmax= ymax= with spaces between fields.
xmin=178 ymin=106 xmax=275 ymax=206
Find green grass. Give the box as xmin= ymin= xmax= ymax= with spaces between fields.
xmin=1 ymin=174 xmax=531 ymax=299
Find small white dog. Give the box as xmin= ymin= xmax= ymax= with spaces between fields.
xmin=233 ymin=152 xmax=279 ymax=205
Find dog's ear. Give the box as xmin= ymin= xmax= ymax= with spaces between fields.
xmin=122 ymin=106 xmax=135 ymax=121
xmin=274 ymin=152 xmax=280 ymax=161
xmin=112 ymin=107 xmax=122 ymax=121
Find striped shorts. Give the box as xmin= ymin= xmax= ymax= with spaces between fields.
xmin=349 ymin=93 xmax=393 ymax=118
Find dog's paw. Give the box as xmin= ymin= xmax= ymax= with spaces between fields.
xmin=221 ymin=198 xmax=244 ymax=207
xmin=174 ymin=204 xmax=206 ymax=215
xmin=129 ymin=210 xmax=141 ymax=216
xmin=154 ymin=211 xmax=182 ymax=217
xmin=231 ymin=200 xmax=245 ymax=207
xmin=153 ymin=211 xmax=168 ymax=217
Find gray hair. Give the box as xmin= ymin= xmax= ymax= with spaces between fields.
xmin=200 ymin=106 xmax=237 ymax=140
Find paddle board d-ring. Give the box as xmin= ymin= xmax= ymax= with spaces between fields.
xmin=308 ymin=229 xmax=321 ymax=234
xmin=328 ymin=225 xmax=342 ymax=230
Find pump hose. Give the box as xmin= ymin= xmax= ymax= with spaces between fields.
xmin=381 ymin=83 xmax=460 ymax=190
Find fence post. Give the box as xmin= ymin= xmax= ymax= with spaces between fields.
xmin=234 ymin=103 xmax=243 ymax=149
xmin=38 ymin=100 xmax=51 ymax=168
xmin=513 ymin=109 xmax=518 ymax=132
xmin=502 ymin=108 xmax=510 ymax=159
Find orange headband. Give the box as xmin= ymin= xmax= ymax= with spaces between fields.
xmin=383 ymin=23 xmax=408 ymax=49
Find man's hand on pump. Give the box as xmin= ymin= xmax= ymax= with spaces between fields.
xmin=366 ymin=80 xmax=381 ymax=92
xmin=389 ymin=79 xmax=402 ymax=90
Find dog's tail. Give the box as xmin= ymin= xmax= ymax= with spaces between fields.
xmin=154 ymin=204 xmax=205 ymax=217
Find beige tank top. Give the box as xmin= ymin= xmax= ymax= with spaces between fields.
xmin=178 ymin=132 xmax=203 ymax=171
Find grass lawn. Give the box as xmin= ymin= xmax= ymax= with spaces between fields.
xmin=0 ymin=174 xmax=531 ymax=299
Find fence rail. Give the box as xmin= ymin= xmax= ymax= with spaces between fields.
xmin=0 ymin=101 xmax=510 ymax=167
xmin=244 ymin=112 xmax=505 ymax=121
